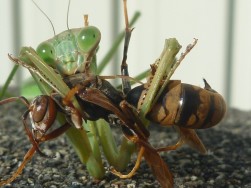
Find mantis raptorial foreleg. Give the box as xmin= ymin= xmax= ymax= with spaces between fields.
xmin=135 ymin=38 xmax=207 ymax=155
xmin=137 ymin=39 xmax=181 ymax=116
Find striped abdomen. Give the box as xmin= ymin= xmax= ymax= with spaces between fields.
xmin=147 ymin=80 xmax=226 ymax=129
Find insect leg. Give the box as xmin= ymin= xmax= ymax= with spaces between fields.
xmin=0 ymin=122 xmax=71 ymax=186
xmin=156 ymin=126 xmax=207 ymax=154
xmin=121 ymin=0 xmax=133 ymax=94
xmin=111 ymin=146 xmax=145 ymax=178
xmin=39 ymin=122 xmax=71 ymax=142
xmin=156 ymin=39 xmax=198 ymax=100
xmin=0 ymin=146 xmax=36 ymax=186
xmin=157 ymin=138 xmax=184 ymax=152
xmin=22 ymin=109 xmax=55 ymax=158
xmin=119 ymin=125 xmax=174 ymax=188
xmin=61 ymin=85 xmax=86 ymax=129
xmin=0 ymin=96 xmax=30 ymax=107
xmin=0 ymin=96 xmax=53 ymax=157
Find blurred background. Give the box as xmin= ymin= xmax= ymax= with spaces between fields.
xmin=0 ymin=0 xmax=250 ymax=110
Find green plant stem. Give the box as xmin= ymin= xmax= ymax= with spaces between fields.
xmin=0 ymin=64 xmax=19 ymax=100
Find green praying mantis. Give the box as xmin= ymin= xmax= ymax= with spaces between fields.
xmin=0 ymin=0 xmax=226 ymax=187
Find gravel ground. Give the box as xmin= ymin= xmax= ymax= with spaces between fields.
xmin=0 ymin=102 xmax=250 ymax=188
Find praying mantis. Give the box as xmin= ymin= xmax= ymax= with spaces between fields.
xmin=0 ymin=0 xmax=226 ymax=187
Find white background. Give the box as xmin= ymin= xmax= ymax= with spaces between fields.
xmin=0 ymin=0 xmax=250 ymax=110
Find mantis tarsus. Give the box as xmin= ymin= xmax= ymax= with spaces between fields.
xmin=0 ymin=0 xmax=226 ymax=187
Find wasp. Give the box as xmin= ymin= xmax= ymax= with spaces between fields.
xmin=0 ymin=75 xmax=226 ymax=187
xmin=125 ymin=78 xmax=226 ymax=155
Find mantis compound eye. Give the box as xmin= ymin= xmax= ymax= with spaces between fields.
xmin=77 ymin=26 xmax=101 ymax=54
xmin=36 ymin=42 xmax=56 ymax=67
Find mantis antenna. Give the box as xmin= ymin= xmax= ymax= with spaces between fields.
xmin=66 ymin=0 xmax=71 ymax=30
xmin=31 ymin=0 xmax=56 ymax=36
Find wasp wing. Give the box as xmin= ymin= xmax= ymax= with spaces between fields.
xmin=143 ymin=146 xmax=173 ymax=188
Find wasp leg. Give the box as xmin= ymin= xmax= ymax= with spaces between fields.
xmin=0 ymin=96 xmax=30 ymax=107
xmin=157 ymin=126 xmax=207 ymax=154
xmin=157 ymin=138 xmax=184 ymax=152
xmin=39 ymin=122 xmax=71 ymax=142
xmin=62 ymin=84 xmax=91 ymax=126
xmin=63 ymin=84 xmax=80 ymax=105
xmin=0 ymin=122 xmax=71 ymax=186
xmin=111 ymin=146 xmax=145 ymax=178
xmin=0 ymin=146 xmax=37 ymax=186
xmin=0 ymin=96 xmax=52 ymax=158
xmin=22 ymin=109 xmax=55 ymax=158
xmin=0 ymin=96 xmax=53 ymax=158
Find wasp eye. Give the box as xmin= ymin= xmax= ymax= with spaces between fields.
xmin=77 ymin=26 xmax=101 ymax=53
xmin=32 ymin=96 xmax=48 ymax=123
xmin=36 ymin=42 xmax=56 ymax=67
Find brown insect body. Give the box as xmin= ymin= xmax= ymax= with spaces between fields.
xmin=127 ymin=79 xmax=226 ymax=129
xmin=63 ymin=73 xmax=124 ymax=121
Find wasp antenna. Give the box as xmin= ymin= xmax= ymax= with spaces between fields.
xmin=66 ymin=0 xmax=71 ymax=30
xmin=31 ymin=0 xmax=56 ymax=36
